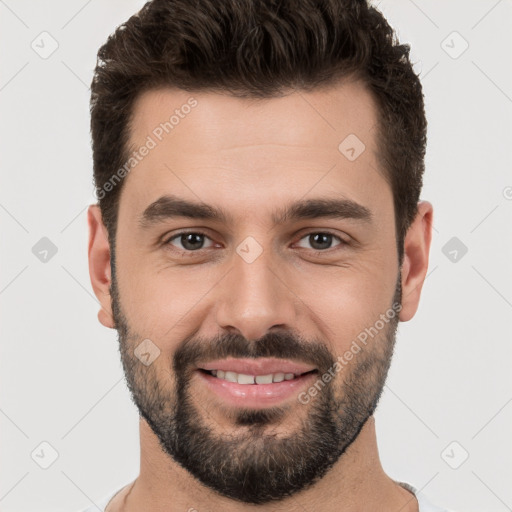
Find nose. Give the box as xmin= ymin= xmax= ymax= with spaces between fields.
xmin=214 ymin=246 xmax=298 ymax=342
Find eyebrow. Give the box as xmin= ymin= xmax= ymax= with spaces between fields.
xmin=138 ymin=194 xmax=372 ymax=229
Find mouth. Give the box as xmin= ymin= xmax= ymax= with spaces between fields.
xmin=194 ymin=358 xmax=319 ymax=407
xmin=198 ymin=368 xmax=317 ymax=385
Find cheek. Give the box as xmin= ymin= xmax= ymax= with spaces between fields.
xmin=286 ymin=250 xmax=398 ymax=350
xmin=117 ymin=255 xmax=218 ymax=340
xmin=303 ymin=277 xmax=392 ymax=348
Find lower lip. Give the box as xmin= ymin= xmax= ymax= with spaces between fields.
xmin=196 ymin=370 xmax=317 ymax=408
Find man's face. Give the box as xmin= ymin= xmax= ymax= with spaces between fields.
xmin=110 ymin=81 xmax=401 ymax=503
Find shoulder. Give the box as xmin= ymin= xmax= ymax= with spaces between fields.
xmin=75 ymin=482 xmax=133 ymax=512
xmin=397 ymin=481 xmax=459 ymax=512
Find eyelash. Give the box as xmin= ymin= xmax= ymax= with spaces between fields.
xmin=163 ymin=230 xmax=348 ymax=255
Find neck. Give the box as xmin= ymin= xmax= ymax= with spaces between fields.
xmin=110 ymin=416 xmax=417 ymax=512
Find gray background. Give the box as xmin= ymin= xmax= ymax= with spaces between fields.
xmin=1 ymin=1 xmax=511 ymax=511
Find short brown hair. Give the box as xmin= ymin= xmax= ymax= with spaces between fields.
xmin=90 ymin=0 xmax=426 ymax=262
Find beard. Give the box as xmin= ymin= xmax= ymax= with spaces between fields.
xmin=110 ymin=259 xmax=401 ymax=505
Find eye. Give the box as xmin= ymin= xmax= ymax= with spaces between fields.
xmin=165 ymin=231 xmax=215 ymax=252
xmin=295 ymin=232 xmax=345 ymax=251
xmin=163 ymin=230 xmax=348 ymax=255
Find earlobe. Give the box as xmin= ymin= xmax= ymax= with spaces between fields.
xmin=398 ymin=201 xmax=434 ymax=322
xmin=87 ymin=205 xmax=115 ymax=329
xmin=98 ymin=307 xmax=115 ymax=329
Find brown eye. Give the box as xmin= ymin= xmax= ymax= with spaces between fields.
xmin=166 ymin=232 xmax=214 ymax=252
xmin=295 ymin=232 xmax=345 ymax=251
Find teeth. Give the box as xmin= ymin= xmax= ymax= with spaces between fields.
xmin=224 ymin=371 xmax=238 ymax=383
xmin=238 ymin=373 xmax=255 ymax=384
xmin=208 ymin=369 xmax=303 ymax=384
xmin=255 ymin=374 xmax=273 ymax=384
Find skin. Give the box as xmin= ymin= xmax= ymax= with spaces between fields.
xmin=88 ymin=78 xmax=433 ymax=511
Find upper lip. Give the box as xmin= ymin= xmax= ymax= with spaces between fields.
xmin=197 ymin=357 xmax=316 ymax=376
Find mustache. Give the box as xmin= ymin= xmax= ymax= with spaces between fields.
xmin=173 ymin=330 xmax=335 ymax=376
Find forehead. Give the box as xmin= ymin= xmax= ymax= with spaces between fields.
xmin=129 ymin=80 xmax=379 ymax=155
xmin=119 ymin=80 xmax=391 ymax=227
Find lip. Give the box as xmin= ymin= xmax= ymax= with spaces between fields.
xmin=195 ymin=360 xmax=318 ymax=409
xmin=197 ymin=357 xmax=316 ymax=376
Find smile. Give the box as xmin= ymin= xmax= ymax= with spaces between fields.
xmin=194 ymin=358 xmax=319 ymax=406
xmin=200 ymin=369 xmax=316 ymax=385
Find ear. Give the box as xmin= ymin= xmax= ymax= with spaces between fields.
xmin=87 ymin=205 xmax=115 ymax=329
xmin=399 ymin=201 xmax=434 ymax=322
